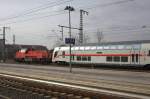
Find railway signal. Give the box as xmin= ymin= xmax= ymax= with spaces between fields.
xmin=65 ymin=38 xmax=75 ymax=45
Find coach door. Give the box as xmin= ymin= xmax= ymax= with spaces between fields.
xmin=131 ymin=51 xmax=139 ymax=65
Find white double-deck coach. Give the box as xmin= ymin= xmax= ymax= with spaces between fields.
xmin=52 ymin=40 xmax=150 ymax=67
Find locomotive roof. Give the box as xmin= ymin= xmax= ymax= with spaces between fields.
xmin=77 ymin=40 xmax=150 ymax=46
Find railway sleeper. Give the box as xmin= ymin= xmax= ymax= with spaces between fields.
xmin=0 ymin=77 xmax=94 ymax=98
xmin=0 ymin=76 xmax=136 ymax=99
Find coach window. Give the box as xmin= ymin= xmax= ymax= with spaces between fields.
xmin=148 ymin=50 xmax=150 ymax=56
xmin=71 ymin=55 xmax=74 ymax=60
xmin=96 ymin=52 xmax=102 ymax=54
xmin=114 ymin=56 xmax=120 ymax=62
xmin=88 ymin=56 xmax=91 ymax=61
xmin=97 ymin=46 xmax=103 ymax=50
xmin=85 ymin=46 xmax=90 ymax=50
xmin=54 ymin=51 xmax=58 ymax=58
xmin=104 ymin=46 xmax=109 ymax=49
xmin=110 ymin=46 xmax=116 ymax=50
xmin=80 ymin=47 xmax=84 ymax=50
xmin=118 ymin=45 xmax=124 ymax=49
xmin=82 ymin=56 xmax=87 ymax=61
xmin=121 ymin=56 xmax=128 ymax=62
xmin=77 ymin=56 xmax=81 ymax=61
xmin=106 ymin=56 xmax=112 ymax=62
xmin=74 ymin=47 xmax=79 ymax=50
xmin=62 ymin=51 xmax=65 ymax=58
xmin=91 ymin=46 xmax=96 ymax=50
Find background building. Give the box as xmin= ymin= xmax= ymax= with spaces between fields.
xmin=0 ymin=39 xmax=48 ymax=60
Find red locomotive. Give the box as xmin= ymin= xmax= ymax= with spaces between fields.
xmin=15 ymin=48 xmax=52 ymax=64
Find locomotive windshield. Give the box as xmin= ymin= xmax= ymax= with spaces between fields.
xmin=20 ymin=49 xmax=27 ymax=53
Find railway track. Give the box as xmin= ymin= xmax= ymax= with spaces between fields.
xmin=1 ymin=62 xmax=150 ymax=73
xmin=0 ymin=63 xmax=150 ymax=98
xmin=0 ymin=73 xmax=149 ymax=99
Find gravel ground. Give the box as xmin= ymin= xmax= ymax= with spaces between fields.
xmin=0 ymin=63 xmax=150 ymax=96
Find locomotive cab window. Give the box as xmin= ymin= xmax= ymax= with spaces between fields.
xmin=54 ymin=51 xmax=58 ymax=58
xmin=148 ymin=50 xmax=150 ymax=56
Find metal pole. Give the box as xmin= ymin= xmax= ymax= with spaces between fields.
xmin=69 ymin=10 xmax=72 ymax=73
xmin=79 ymin=10 xmax=83 ymax=44
xmin=58 ymin=25 xmax=64 ymax=41
xmin=61 ymin=26 xmax=64 ymax=41
xmin=13 ymin=34 xmax=15 ymax=45
xmin=2 ymin=27 xmax=6 ymax=62
xmin=79 ymin=10 xmax=88 ymax=44
xmin=64 ymin=6 xmax=74 ymax=73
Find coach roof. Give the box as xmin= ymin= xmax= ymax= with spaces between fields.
xmin=77 ymin=40 xmax=150 ymax=46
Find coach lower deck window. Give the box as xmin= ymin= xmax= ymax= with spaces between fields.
xmin=88 ymin=56 xmax=91 ymax=61
xmin=106 ymin=56 xmax=112 ymax=62
xmin=71 ymin=55 xmax=74 ymax=60
xmin=121 ymin=56 xmax=128 ymax=62
xmin=82 ymin=56 xmax=87 ymax=61
xmin=114 ymin=56 xmax=120 ymax=62
xmin=62 ymin=51 xmax=65 ymax=58
xmin=132 ymin=54 xmax=135 ymax=62
xmin=77 ymin=56 xmax=81 ymax=61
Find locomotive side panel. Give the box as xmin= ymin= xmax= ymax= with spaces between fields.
xmin=15 ymin=48 xmax=51 ymax=63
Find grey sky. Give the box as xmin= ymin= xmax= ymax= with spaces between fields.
xmin=0 ymin=0 xmax=149 ymax=49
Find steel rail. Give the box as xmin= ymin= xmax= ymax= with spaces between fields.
xmin=0 ymin=73 xmax=149 ymax=99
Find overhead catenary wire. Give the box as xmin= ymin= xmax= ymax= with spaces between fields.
xmin=2 ymin=0 xmax=149 ymax=43
xmin=74 ymin=0 xmax=135 ymax=12
xmin=87 ymin=30 xmax=150 ymax=38
xmin=0 ymin=0 xmax=135 ymax=25
xmin=1 ymin=11 xmax=66 ymax=25
xmin=86 ymin=25 xmax=150 ymax=34
xmin=0 ymin=0 xmax=73 ymax=22
xmin=87 ymin=0 xmax=134 ymax=10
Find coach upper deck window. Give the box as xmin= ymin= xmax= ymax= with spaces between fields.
xmin=91 ymin=46 xmax=96 ymax=50
xmin=104 ymin=46 xmax=109 ymax=49
xmin=79 ymin=47 xmax=84 ymax=50
xmin=118 ymin=45 xmax=124 ymax=49
xmin=74 ymin=47 xmax=79 ymax=50
xmin=85 ymin=46 xmax=90 ymax=50
xmin=110 ymin=46 xmax=116 ymax=50
xmin=97 ymin=46 xmax=103 ymax=50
